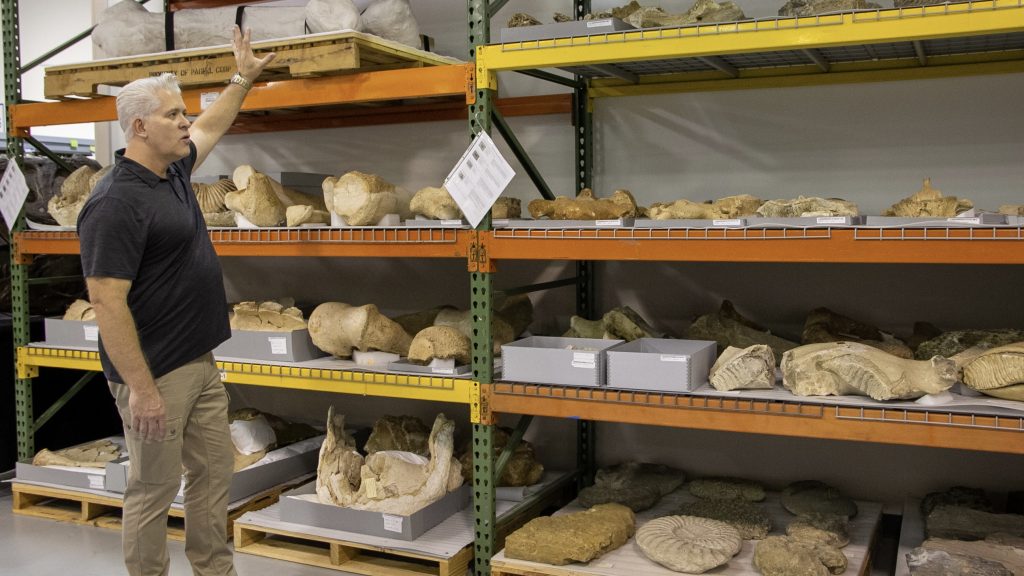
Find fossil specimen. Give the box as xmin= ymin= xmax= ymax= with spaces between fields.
xmin=802 ymin=308 xmax=913 ymax=359
xmin=779 ymin=0 xmax=881 ymax=17
xmin=894 ymin=0 xmax=957 ymax=6
xmin=999 ymin=205 xmax=1024 ymax=216
xmin=787 ymin=514 xmax=851 ymax=548
xmin=781 ymin=342 xmax=957 ymax=400
xmin=689 ymin=477 xmax=766 ymax=502
xmin=688 ymin=301 xmax=799 ymax=362
xmin=962 ymin=343 xmax=1024 ymax=401
xmin=505 ymin=503 xmax=635 ymax=565
xmin=32 ymin=438 xmax=121 ymax=468
xmin=618 ymin=0 xmax=745 ymax=28
xmin=884 ymin=178 xmax=973 ymax=218
xmin=920 ymin=486 xmax=992 ymax=517
xmin=365 ymin=415 xmax=430 ymax=456
xmin=563 ymin=306 xmax=662 ymax=341
xmin=754 ymin=535 xmax=848 ymax=575
xmin=315 ymin=408 xmax=364 ymax=508
xmin=193 ymin=179 xmax=236 ymax=214
xmin=308 ymin=302 xmax=412 ymax=358
xmin=710 ymin=345 xmax=776 ymax=391
xmin=48 ymin=165 xmax=98 ymax=227
xmin=507 ymin=12 xmax=542 ymax=27
xmin=410 ymin=186 xmax=461 ymax=220
xmin=495 ymin=294 xmax=534 ymax=337
xmin=909 ymin=536 xmax=1024 ymax=575
xmin=225 ymin=172 xmax=286 ymax=226
xmin=677 ymin=498 xmax=773 ymax=539
xmin=579 ymin=461 xmax=685 ymax=512
xmin=323 ymin=171 xmax=411 ymax=226
xmin=203 ymin=211 xmax=236 ymax=227
xmin=636 ymin=515 xmax=742 ymax=573
xmin=286 ymin=205 xmax=330 ymax=227
xmin=915 ymin=329 xmax=1024 ymax=361
xmin=391 ymin=306 xmax=456 ymax=337
xmin=434 ymin=307 xmax=515 ymax=355
xmin=529 ymin=188 xmax=639 ymax=220
xmin=925 ymin=504 xmax=1024 ymax=541
xmin=88 ymin=165 xmax=113 ymax=192
xmin=230 ymin=300 xmax=307 ymax=331
xmin=63 ymin=299 xmax=96 ymax=321
xmin=648 ymin=194 xmax=762 ymax=220
xmin=782 ymin=480 xmax=858 ymax=518
xmin=756 ymin=196 xmax=859 ymax=218
xmin=408 ymin=326 xmax=471 ymax=365
xmin=233 ymin=166 xmax=326 ymax=211
xmin=459 ymin=426 xmax=544 ymax=487
xmin=492 ymin=197 xmax=521 ymax=219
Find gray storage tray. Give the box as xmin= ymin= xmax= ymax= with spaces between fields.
xmin=499 ymin=18 xmax=635 ymax=43
xmin=496 ymin=218 xmax=636 ymax=229
xmin=213 ymin=328 xmax=326 ymax=362
xmin=863 ymin=215 xmax=1009 ymax=227
xmin=606 ymin=338 xmax=717 ymax=392
xmin=502 ymin=336 xmax=622 ymax=387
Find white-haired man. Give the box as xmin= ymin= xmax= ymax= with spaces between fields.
xmin=76 ymin=27 xmax=274 ymax=576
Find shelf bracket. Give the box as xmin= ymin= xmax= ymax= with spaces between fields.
xmin=34 ymin=371 xmax=98 ymax=432
xmin=473 ymin=382 xmax=497 ymax=425
xmin=698 ymin=56 xmax=739 ymax=78
xmin=16 ymin=358 xmax=38 ymax=380
xmin=802 ymin=49 xmax=831 ymax=73
xmin=468 ymin=231 xmax=496 ymax=273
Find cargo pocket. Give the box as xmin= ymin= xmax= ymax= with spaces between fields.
xmin=126 ymin=416 xmax=185 ymax=485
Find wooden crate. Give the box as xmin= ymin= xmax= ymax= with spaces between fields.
xmin=234 ymin=521 xmax=473 ymax=576
xmin=44 ymin=31 xmax=460 ymax=99
xmin=10 ymin=479 xmax=297 ymax=541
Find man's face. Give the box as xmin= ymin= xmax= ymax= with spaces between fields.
xmin=140 ymin=89 xmax=191 ymax=162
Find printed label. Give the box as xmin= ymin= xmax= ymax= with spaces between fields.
xmin=816 ymin=216 xmax=847 ymax=224
xmin=432 ymin=367 xmax=456 ymax=375
xmin=949 ymin=217 xmax=981 ymax=225
xmin=659 ymin=355 xmax=688 ymax=363
xmin=383 ymin=514 xmax=403 ymax=533
xmin=440 ymin=219 xmax=463 ymax=226
xmin=712 ymin=219 xmax=744 ymax=227
xmin=268 ymin=337 xmax=288 ymax=355
xmin=88 ymin=475 xmax=104 ymax=490
xmin=200 ymin=91 xmax=219 ymax=110
xmin=587 ymin=19 xmax=613 ymax=27
xmin=595 ymin=219 xmax=621 ymax=226
xmin=83 ymin=325 xmax=99 ymax=342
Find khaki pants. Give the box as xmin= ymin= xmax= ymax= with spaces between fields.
xmin=110 ymin=352 xmax=236 ymax=576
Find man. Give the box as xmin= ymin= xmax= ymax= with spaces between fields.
xmin=77 ymin=27 xmax=274 ymax=576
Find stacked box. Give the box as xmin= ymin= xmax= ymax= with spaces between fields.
xmin=213 ymin=329 xmax=326 ymax=362
xmin=502 ymin=336 xmax=622 ymax=387
xmin=43 ymin=318 xmax=99 ymax=350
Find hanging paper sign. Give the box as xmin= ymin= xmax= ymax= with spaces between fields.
xmin=443 ymin=131 xmax=515 ymax=228
xmin=0 ymin=158 xmax=30 ymax=232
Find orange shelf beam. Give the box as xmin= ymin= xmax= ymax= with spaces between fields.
xmin=488 ymin=383 xmax=1024 ymax=454
xmin=486 ymin=228 xmax=1024 ymax=264
xmin=11 ymin=64 xmax=472 ymax=130
xmin=14 ymin=229 xmax=472 ymax=259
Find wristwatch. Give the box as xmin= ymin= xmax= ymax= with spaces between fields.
xmin=228 ymin=73 xmax=253 ymax=91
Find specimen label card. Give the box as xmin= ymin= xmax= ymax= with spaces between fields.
xmin=444 ymin=131 xmax=515 ymax=228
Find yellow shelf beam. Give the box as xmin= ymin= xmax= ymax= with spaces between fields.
xmin=18 ymin=347 xmax=474 ymax=404
xmin=477 ymin=1 xmax=1024 ymax=86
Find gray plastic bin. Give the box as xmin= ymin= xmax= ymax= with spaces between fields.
xmin=606 ymin=338 xmax=716 ymax=392
xmin=501 ymin=336 xmax=622 ymax=387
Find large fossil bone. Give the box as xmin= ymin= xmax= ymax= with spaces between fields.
xmin=315 ymin=406 xmax=363 ymax=507
xmin=230 ymin=300 xmax=307 ymax=332
xmin=648 ymin=194 xmax=762 ymax=220
xmin=529 ymin=188 xmax=639 ymax=220
xmin=962 ymin=342 xmax=1024 ymax=401
xmin=308 ymin=302 xmax=412 ymax=358
xmin=286 ymin=205 xmax=331 ymax=227
xmin=224 ymin=173 xmax=286 ymax=226
xmin=802 ymin=307 xmax=913 ymax=359
xmin=505 ymin=503 xmax=635 ymax=565
xmin=408 ymin=326 xmax=471 ymax=365
xmin=459 ymin=426 xmax=544 ymax=487
xmin=63 ymin=299 xmax=96 ymax=321
xmin=434 ymin=308 xmax=514 ymax=355
xmin=410 ymin=186 xmax=461 ymax=220
xmin=782 ymin=342 xmax=957 ymax=400
xmin=48 ymin=165 xmax=98 ymax=227
xmin=884 ymin=178 xmax=973 ymax=217
xmin=710 ymin=345 xmax=776 ymax=391
xmin=492 ymin=197 xmax=522 ymax=219
xmin=364 ymin=415 xmax=430 ymax=457
xmin=563 ymin=306 xmax=662 ymax=341
xmin=32 ymin=439 xmax=122 ymax=468
xmin=323 ymin=171 xmax=411 ymax=225
xmin=778 ymin=0 xmax=881 ymax=16
xmin=233 ymin=166 xmax=325 ymax=211
xmin=757 ymin=196 xmax=859 ymax=218
xmin=688 ymin=300 xmax=799 ymax=362
xmin=193 ymin=179 xmax=236 ymax=214
xmin=636 ymin=515 xmax=743 ymax=574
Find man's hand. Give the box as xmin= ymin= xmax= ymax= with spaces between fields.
xmin=129 ymin=384 xmax=166 ymax=442
xmin=233 ymin=26 xmax=276 ymax=84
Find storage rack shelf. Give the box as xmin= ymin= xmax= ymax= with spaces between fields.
xmin=486 ymin=382 xmax=1024 ymax=455
xmin=17 ymin=346 xmax=476 ymax=404
xmin=14 ymin=228 xmax=474 ymax=259
xmin=476 ymin=0 xmax=1024 ymax=95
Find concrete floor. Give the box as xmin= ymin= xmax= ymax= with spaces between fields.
xmin=0 ymin=484 xmax=352 ymax=576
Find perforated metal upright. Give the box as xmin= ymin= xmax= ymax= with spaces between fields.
xmin=3 ymin=0 xmax=35 ymax=462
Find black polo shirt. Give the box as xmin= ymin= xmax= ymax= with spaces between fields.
xmin=77 ymin=143 xmax=230 ymax=384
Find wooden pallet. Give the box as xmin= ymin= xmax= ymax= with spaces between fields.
xmin=10 ymin=479 xmax=295 ymax=541
xmin=234 ymin=522 xmax=473 ymax=576
xmin=44 ymin=31 xmax=459 ymax=99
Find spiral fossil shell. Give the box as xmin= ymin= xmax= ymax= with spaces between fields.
xmin=193 ymin=179 xmax=237 ymax=213
xmin=635 ymin=515 xmax=742 ymax=573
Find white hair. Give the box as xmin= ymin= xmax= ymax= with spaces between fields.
xmin=116 ymin=73 xmax=181 ymax=141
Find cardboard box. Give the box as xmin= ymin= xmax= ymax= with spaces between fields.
xmin=279 ymin=482 xmax=471 ymax=541
xmin=606 ymin=338 xmax=717 ymax=392
xmin=502 ymin=336 xmax=623 ymax=387
xmin=43 ymin=317 xmax=99 ymax=350
xmin=15 ymin=436 xmax=125 ymax=491
xmin=213 ymin=328 xmax=326 ymax=362
xmin=105 ymin=436 xmax=322 ymax=503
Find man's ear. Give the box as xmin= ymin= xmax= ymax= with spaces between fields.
xmin=133 ymin=117 xmax=147 ymax=139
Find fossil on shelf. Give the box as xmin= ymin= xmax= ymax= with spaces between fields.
xmin=529 ymin=188 xmax=639 ymax=220
xmin=308 ymin=302 xmax=412 ymax=358
xmin=883 ymin=178 xmax=973 ymax=218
